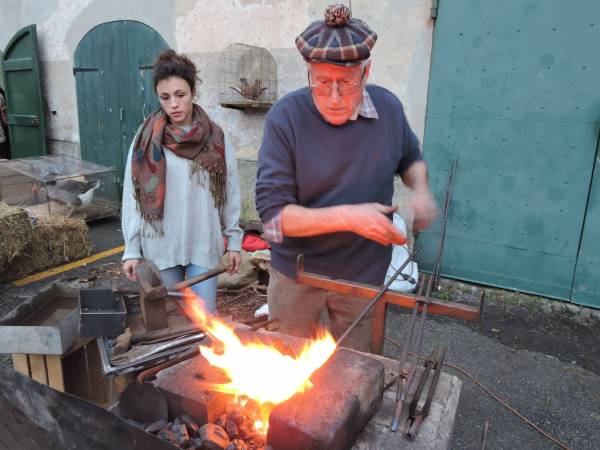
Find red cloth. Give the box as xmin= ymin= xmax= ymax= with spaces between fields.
xmin=242 ymin=233 xmax=270 ymax=251
xmin=223 ymin=232 xmax=271 ymax=252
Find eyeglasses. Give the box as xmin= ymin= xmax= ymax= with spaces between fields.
xmin=308 ymin=67 xmax=366 ymax=97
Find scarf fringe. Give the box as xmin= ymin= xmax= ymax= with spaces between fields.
xmin=141 ymin=214 xmax=165 ymax=238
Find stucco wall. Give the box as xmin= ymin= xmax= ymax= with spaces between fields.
xmin=0 ymin=0 xmax=434 ymax=220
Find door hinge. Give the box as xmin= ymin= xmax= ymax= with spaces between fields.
xmin=73 ymin=67 xmax=99 ymax=75
xmin=431 ymin=0 xmax=438 ymax=19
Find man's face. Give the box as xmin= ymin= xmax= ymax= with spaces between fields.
xmin=308 ymin=61 xmax=370 ymax=126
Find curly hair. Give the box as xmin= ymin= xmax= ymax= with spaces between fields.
xmin=152 ymin=49 xmax=198 ymax=93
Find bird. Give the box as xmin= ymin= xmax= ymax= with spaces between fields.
xmin=229 ymin=77 xmax=268 ymax=101
xmin=33 ymin=172 xmax=101 ymax=217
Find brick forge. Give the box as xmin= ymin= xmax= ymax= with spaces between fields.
xmin=152 ymin=329 xmax=385 ymax=450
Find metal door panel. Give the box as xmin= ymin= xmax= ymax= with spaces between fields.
xmin=418 ymin=0 xmax=600 ymax=301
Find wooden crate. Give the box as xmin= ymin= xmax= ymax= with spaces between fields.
xmin=11 ymin=340 xmax=129 ymax=408
xmin=12 ymin=353 xmax=65 ymax=391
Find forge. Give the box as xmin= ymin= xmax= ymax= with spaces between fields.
xmin=151 ymin=328 xmax=385 ymax=450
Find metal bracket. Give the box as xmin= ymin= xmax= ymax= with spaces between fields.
xmin=431 ymin=0 xmax=439 ymax=19
xmin=72 ymin=67 xmax=99 ymax=75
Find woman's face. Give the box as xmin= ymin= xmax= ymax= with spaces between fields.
xmin=156 ymin=76 xmax=195 ymax=127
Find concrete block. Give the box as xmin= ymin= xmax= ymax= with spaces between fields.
xmin=153 ymin=352 xmax=233 ymax=425
xmin=353 ymin=372 xmax=462 ymax=450
xmin=267 ymin=348 xmax=385 ymax=450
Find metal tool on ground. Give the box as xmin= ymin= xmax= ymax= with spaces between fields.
xmin=336 ymin=245 xmax=422 ymax=348
xmin=431 ymin=158 xmax=458 ymax=290
xmin=390 ymin=275 xmax=433 ymax=432
xmin=405 ymin=344 xmax=447 ymax=440
xmin=135 ymin=262 xmax=227 ymax=331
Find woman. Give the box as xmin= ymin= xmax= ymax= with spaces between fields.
xmin=121 ymin=50 xmax=242 ymax=314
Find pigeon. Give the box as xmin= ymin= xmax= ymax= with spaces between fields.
xmin=229 ymin=77 xmax=268 ymax=100
xmin=33 ymin=176 xmax=101 ymax=217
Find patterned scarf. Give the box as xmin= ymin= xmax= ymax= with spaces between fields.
xmin=131 ymin=104 xmax=227 ymax=236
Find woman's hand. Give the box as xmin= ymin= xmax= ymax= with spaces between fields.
xmin=226 ymin=251 xmax=241 ymax=274
xmin=122 ymin=258 xmax=141 ymax=281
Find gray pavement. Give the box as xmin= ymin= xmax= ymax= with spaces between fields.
xmin=384 ymin=303 xmax=600 ymax=450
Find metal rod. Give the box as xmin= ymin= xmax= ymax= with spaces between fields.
xmin=335 ymin=245 xmax=422 ymax=347
xmin=432 ymin=158 xmax=458 ymax=289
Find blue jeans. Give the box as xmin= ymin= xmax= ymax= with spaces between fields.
xmin=159 ymin=264 xmax=218 ymax=313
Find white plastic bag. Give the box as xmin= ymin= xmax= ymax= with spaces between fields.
xmin=384 ymin=213 xmax=419 ymax=292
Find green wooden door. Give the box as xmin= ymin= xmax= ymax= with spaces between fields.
xmin=418 ymin=0 xmax=600 ymax=301
xmin=74 ymin=21 xmax=167 ymax=186
xmin=1 ymin=25 xmax=46 ymax=158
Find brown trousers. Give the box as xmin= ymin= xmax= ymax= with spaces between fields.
xmin=267 ymin=267 xmax=374 ymax=352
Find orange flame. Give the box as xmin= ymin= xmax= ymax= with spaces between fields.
xmin=182 ymin=290 xmax=336 ymax=432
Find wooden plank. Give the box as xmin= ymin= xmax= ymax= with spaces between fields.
xmin=28 ymin=354 xmax=48 ymax=385
xmin=45 ymin=355 xmax=65 ymax=392
xmin=11 ymin=354 xmax=30 ymax=376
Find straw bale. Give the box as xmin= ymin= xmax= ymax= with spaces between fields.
xmin=0 ymin=202 xmax=33 ymax=272
xmin=0 ymin=215 xmax=91 ymax=282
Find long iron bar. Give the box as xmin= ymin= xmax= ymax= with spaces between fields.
xmin=336 ymin=245 xmax=422 ymax=348
xmin=390 ymin=275 xmax=433 ymax=431
xmin=432 ymin=158 xmax=458 ymax=289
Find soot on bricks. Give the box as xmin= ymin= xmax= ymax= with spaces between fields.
xmin=152 ymin=329 xmax=385 ymax=450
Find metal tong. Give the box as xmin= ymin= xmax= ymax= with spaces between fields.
xmin=390 ymin=274 xmax=433 ymax=432
xmin=405 ymin=344 xmax=447 ymax=440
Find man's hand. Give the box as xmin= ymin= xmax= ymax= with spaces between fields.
xmin=340 ymin=203 xmax=407 ymax=246
xmin=226 ymin=251 xmax=241 ymax=274
xmin=409 ymin=189 xmax=438 ymax=232
xmin=122 ymin=258 xmax=141 ymax=281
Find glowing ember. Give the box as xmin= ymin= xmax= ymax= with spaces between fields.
xmin=183 ymin=290 xmax=337 ymax=433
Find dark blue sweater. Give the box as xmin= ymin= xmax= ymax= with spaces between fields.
xmin=255 ymin=85 xmax=422 ymax=285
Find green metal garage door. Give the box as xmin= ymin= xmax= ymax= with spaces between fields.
xmin=74 ymin=21 xmax=168 ymax=187
xmin=418 ymin=0 xmax=600 ymax=305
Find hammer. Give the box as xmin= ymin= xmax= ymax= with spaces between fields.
xmin=135 ymin=262 xmax=227 ymax=331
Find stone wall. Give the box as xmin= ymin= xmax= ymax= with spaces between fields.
xmin=0 ymin=0 xmax=434 ymax=220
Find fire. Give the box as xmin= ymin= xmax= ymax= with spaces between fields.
xmin=182 ymin=290 xmax=336 ymax=433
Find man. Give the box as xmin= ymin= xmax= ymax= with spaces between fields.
xmin=255 ymin=4 xmax=437 ymax=351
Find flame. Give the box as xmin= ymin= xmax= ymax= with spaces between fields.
xmin=182 ymin=290 xmax=336 ymax=432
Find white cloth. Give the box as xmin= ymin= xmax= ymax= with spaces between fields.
xmin=121 ymin=133 xmax=243 ymax=270
xmin=385 ymin=213 xmax=419 ymax=292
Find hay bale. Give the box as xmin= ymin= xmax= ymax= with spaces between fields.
xmin=1 ymin=216 xmax=91 ymax=282
xmin=0 ymin=202 xmax=33 ymax=272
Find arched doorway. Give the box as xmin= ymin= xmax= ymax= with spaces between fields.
xmin=74 ymin=21 xmax=168 ymax=186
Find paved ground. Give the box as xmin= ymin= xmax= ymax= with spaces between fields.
xmin=1 ymin=217 xmax=599 ymax=449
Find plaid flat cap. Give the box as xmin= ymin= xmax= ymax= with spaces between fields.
xmin=295 ymin=4 xmax=377 ymax=66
